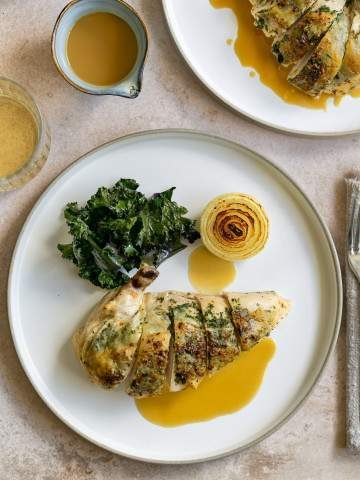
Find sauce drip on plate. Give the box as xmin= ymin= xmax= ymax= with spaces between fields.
xmin=188 ymin=245 xmax=236 ymax=294
xmin=0 ymin=97 xmax=37 ymax=177
xmin=136 ymin=338 xmax=276 ymax=427
xmin=67 ymin=12 xmax=138 ymax=86
xmin=210 ymin=0 xmax=359 ymax=109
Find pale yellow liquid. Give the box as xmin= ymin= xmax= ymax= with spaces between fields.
xmin=211 ymin=0 xmax=360 ymax=109
xmin=0 ymin=97 xmax=37 ymax=177
xmin=188 ymin=245 xmax=236 ymax=294
xmin=136 ymin=338 xmax=275 ymax=427
xmin=67 ymin=12 xmax=138 ymax=86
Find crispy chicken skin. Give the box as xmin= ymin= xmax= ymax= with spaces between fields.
xmin=74 ymin=269 xmax=290 ymax=396
xmin=196 ymin=294 xmax=239 ymax=375
xmin=272 ymin=0 xmax=346 ymax=66
xmin=73 ymin=265 xmax=158 ymax=388
xmin=126 ymin=292 xmax=171 ymax=398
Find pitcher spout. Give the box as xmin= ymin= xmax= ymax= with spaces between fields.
xmin=111 ymin=71 xmax=144 ymax=99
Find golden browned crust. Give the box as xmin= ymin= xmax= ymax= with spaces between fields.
xmin=272 ymin=0 xmax=346 ymax=66
xmin=289 ymin=7 xmax=350 ymax=95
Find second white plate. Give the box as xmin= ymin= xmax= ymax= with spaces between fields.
xmin=162 ymin=0 xmax=360 ymax=135
xmin=8 ymin=130 xmax=341 ymax=463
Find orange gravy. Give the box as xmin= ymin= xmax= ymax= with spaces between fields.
xmin=188 ymin=245 xmax=236 ymax=294
xmin=136 ymin=338 xmax=276 ymax=427
xmin=210 ymin=0 xmax=358 ymax=109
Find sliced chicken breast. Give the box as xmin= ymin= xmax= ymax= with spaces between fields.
xmin=168 ymin=292 xmax=207 ymax=391
xmin=272 ymin=0 xmax=346 ymax=66
xmin=73 ymin=265 xmax=158 ymax=388
xmin=253 ymin=0 xmax=316 ymax=38
xmin=126 ymin=292 xmax=172 ymax=398
xmin=326 ymin=0 xmax=360 ymax=94
xmin=225 ymin=291 xmax=290 ymax=351
xmin=74 ymin=267 xmax=291 ymax=397
xmin=289 ymin=7 xmax=350 ymax=95
xmin=196 ymin=294 xmax=239 ymax=375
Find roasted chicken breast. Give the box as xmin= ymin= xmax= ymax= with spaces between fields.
xmin=288 ymin=7 xmax=350 ymax=95
xmin=72 ymin=265 xmax=158 ymax=388
xmin=253 ymin=0 xmax=316 ymax=38
xmin=73 ymin=268 xmax=291 ymax=398
xmin=326 ymin=0 xmax=360 ymax=94
xmin=249 ymin=0 xmax=360 ymax=96
xmin=272 ymin=0 xmax=346 ymax=66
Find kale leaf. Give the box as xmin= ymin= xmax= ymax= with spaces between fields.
xmin=57 ymin=179 xmax=200 ymax=289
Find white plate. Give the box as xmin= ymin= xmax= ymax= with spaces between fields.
xmin=8 ymin=130 xmax=342 ymax=463
xmin=162 ymin=0 xmax=360 ymax=136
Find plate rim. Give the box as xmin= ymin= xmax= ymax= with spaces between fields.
xmin=7 ymin=128 xmax=343 ymax=464
xmin=161 ymin=0 xmax=360 ymax=137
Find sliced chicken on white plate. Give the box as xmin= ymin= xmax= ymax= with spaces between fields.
xmin=326 ymin=0 xmax=360 ymax=94
xmin=289 ymin=7 xmax=350 ymax=95
xmin=197 ymin=294 xmax=239 ymax=375
xmin=225 ymin=291 xmax=290 ymax=351
xmin=272 ymin=0 xmax=346 ymax=66
xmin=73 ymin=268 xmax=291 ymax=397
xmin=168 ymin=292 xmax=207 ymax=391
xmin=126 ymin=292 xmax=172 ymax=398
xmin=73 ymin=265 xmax=158 ymax=388
xmin=253 ymin=0 xmax=316 ymax=38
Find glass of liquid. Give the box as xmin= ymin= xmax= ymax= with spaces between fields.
xmin=0 ymin=77 xmax=50 ymax=191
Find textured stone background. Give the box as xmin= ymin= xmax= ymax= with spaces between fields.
xmin=1 ymin=1 xmax=360 ymax=478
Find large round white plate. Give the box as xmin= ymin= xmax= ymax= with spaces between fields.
xmin=162 ymin=0 xmax=360 ymax=136
xmin=8 ymin=130 xmax=342 ymax=463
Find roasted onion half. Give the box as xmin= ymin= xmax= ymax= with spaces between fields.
xmin=200 ymin=193 xmax=269 ymax=261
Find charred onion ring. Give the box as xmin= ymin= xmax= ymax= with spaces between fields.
xmin=200 ymin=193 xmax=269 ymax=261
